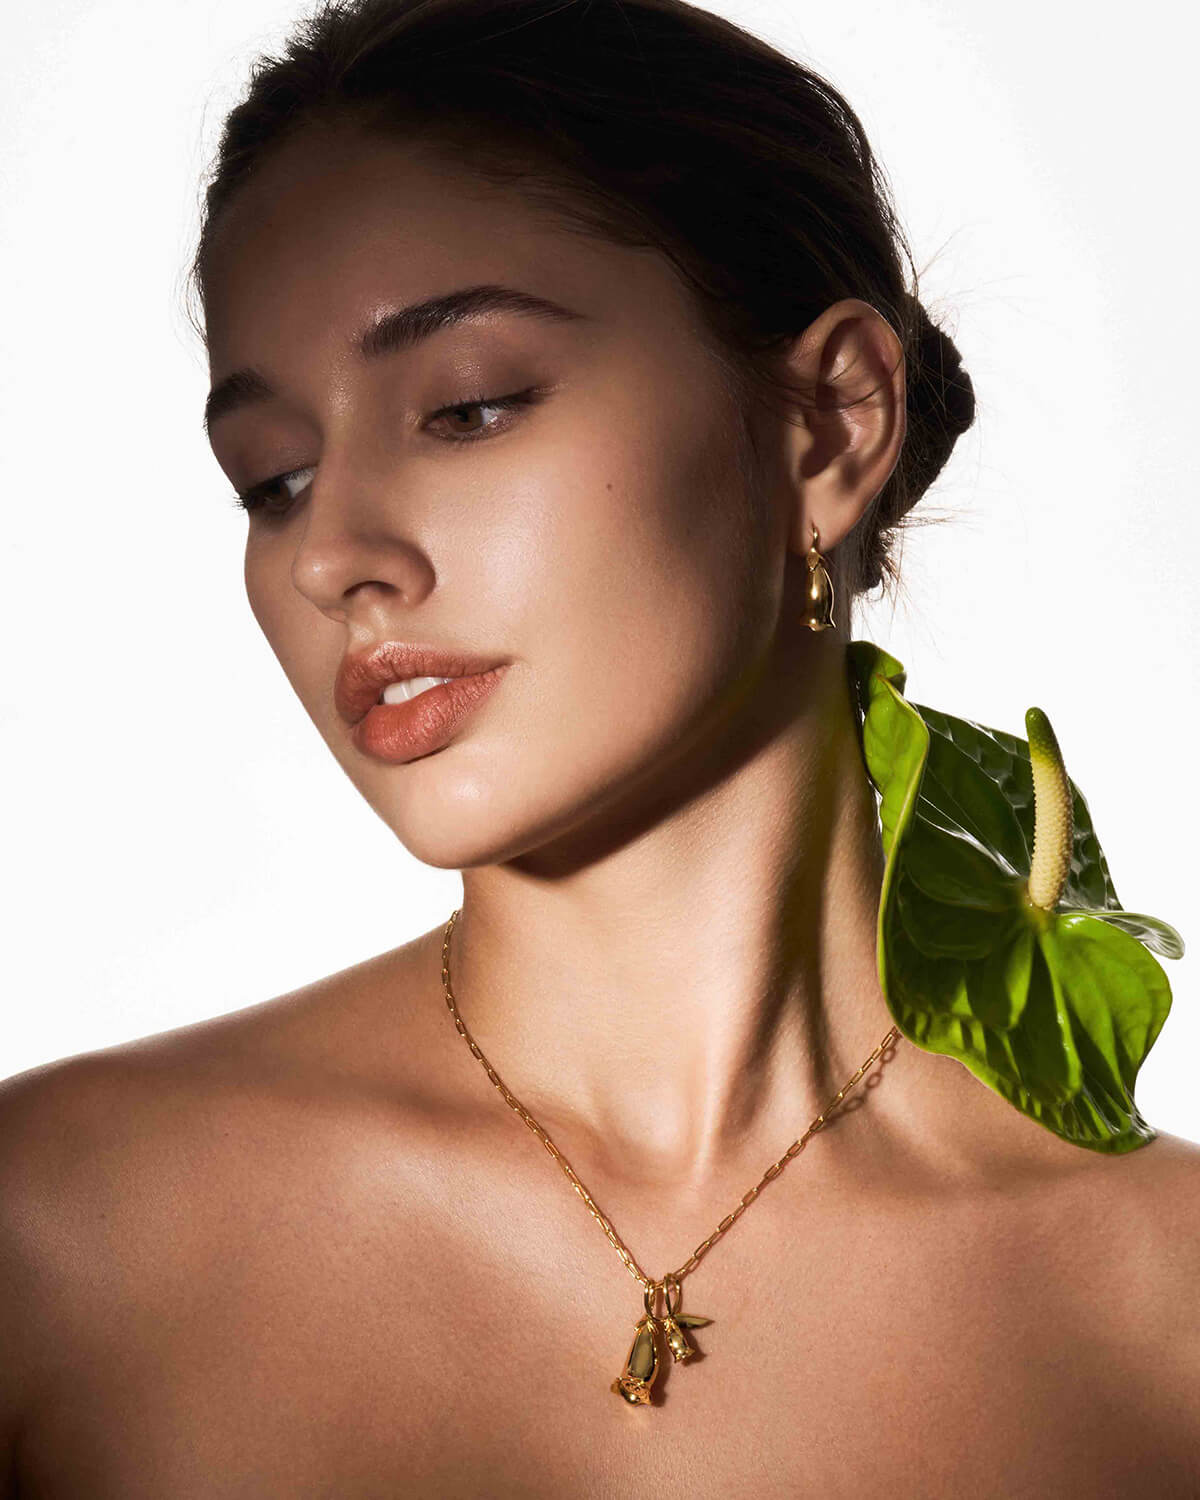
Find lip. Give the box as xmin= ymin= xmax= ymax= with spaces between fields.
xmin=335 ymin=641 xmax=511 ymax=727
xmin=351 ymin=666 xmax=508 ymax=764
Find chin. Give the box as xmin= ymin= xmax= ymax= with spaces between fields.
xmin=357 ymin=766 xmax=559 ymax=871
xmin=369 ymin=754 xmax=654 ymax=872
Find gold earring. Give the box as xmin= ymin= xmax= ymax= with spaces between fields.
xmin=799 ymin=522 xmax=835 ymax=631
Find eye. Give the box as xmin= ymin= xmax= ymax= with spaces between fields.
xmin=425 ymin=387 xmax=543 ymax=442
xmin=232 ymin=465 xmax=315 ymax=515
xmin=229 ymin=387 xmax=543 ymax=516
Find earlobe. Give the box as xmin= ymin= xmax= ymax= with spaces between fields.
xmin=777 ymin=297 xmax=907 ymax=559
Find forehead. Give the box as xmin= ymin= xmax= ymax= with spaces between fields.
xmin=201 ymin=125 xmax=693 ymax=375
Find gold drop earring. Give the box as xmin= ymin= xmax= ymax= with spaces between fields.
xmin=798 ymin=522 xmax=835 ymax=631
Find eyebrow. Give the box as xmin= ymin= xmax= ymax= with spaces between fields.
xmin=203 ymin=283 xmax=589 ymax=434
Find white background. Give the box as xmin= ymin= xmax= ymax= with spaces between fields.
xmin=3 ymin=1 xmax=1196 ymax=1140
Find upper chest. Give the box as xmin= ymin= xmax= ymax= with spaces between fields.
xmin=17 ymin=1120 xmax=1199 ymax=1500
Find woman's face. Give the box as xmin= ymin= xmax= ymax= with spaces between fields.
xmin=203 ymin=126 xmax=800 ymax=871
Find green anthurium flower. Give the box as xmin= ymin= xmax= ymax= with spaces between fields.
xmin=846 ymin=639 xmax=1185 ymax=1154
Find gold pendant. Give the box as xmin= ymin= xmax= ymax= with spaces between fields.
xmin=611 ymin=1278 xmax=712 ymax=1405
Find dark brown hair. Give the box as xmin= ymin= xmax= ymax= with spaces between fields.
xmin=192 ymin=0 xmax=975 ymax=613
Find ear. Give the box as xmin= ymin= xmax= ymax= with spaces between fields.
xmin=770 ymin=298 xmax=907 ymax=558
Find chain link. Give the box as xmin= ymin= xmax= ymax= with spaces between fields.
xmin=440 ymin=907 xmax=901 ymax=1294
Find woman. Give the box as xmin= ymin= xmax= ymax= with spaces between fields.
xmin=2 ymin=0 xmax=1197 ymax=1493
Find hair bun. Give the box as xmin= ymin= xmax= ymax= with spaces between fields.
xmin=879 ymin=296 xmax=976 ymax=541
xmin=908 ymin=298 xmax=976 ymax=443
xmin=857 ymin=298 xmax=976 ymax=594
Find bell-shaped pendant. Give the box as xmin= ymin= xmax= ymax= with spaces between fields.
xmin=611 ymin=1313 xmax=660 ymax=1405
xmin=799 ymin=523 xmax=835 ymax=631
xmin=660 ymin=1314 xmax=696 ymax=1362
xmin=660 ymin=1275 xmax=712 ymax=1363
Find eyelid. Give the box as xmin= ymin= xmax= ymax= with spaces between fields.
xmin=423 ymin=385 xmax=544 ymax=437
xmin=230 ymin=385 xmax=546 ymax=514
xmin=231 ymin=464 xmax=315 ymax=513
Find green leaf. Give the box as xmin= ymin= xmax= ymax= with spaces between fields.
xmin=846 ymin=640 xmax=1184 ymax=1154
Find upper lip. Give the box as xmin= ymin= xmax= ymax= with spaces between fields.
xmin=335 ymin=642 xmax=508 ymax=725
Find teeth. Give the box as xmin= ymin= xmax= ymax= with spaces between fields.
xmin=381 ymin=675 xmax=455 ymax=705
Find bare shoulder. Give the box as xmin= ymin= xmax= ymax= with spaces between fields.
xmin=0 ymin=927 xmax=443 ymax=1470
xmin=2 ymin=937 xmax=391 ymax=1127
xmin=1094 ymin=1127 xmax=1200 ymax=1247
xmin=0 ymin=925 xmax=442 ymax=1198
xmin=1127 ymin=1126 xmax=1200 ymax=1195
xmin=1060 ymin=1127 xmax=1200 ymax=1390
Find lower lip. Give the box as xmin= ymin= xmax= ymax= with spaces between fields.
xmin=351 ymin=665 xmax=509 ymax=764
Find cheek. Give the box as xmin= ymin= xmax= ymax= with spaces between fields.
xmin=243 ymin=541 xmax=290 ymax=663
xmin=242 ymin=539 xmax=333 ymax=716
xmin=243 ymin=543 xmax=270 ymax=632
xmin=506 ymin=391 xmax=773 ymax=773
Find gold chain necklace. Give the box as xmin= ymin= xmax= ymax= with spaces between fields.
xmin=439 ymin=906 xmax=901 ymax=1405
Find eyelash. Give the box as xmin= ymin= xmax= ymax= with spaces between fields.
xmin=230 ymin=386 xmax=543 ymax=514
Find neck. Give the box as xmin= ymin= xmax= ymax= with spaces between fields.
xmin=446 ymin=629 xmax=913 ymax=1187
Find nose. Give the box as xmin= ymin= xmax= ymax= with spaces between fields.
xmin=287 ymin=456 xmax=436 ymax=621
